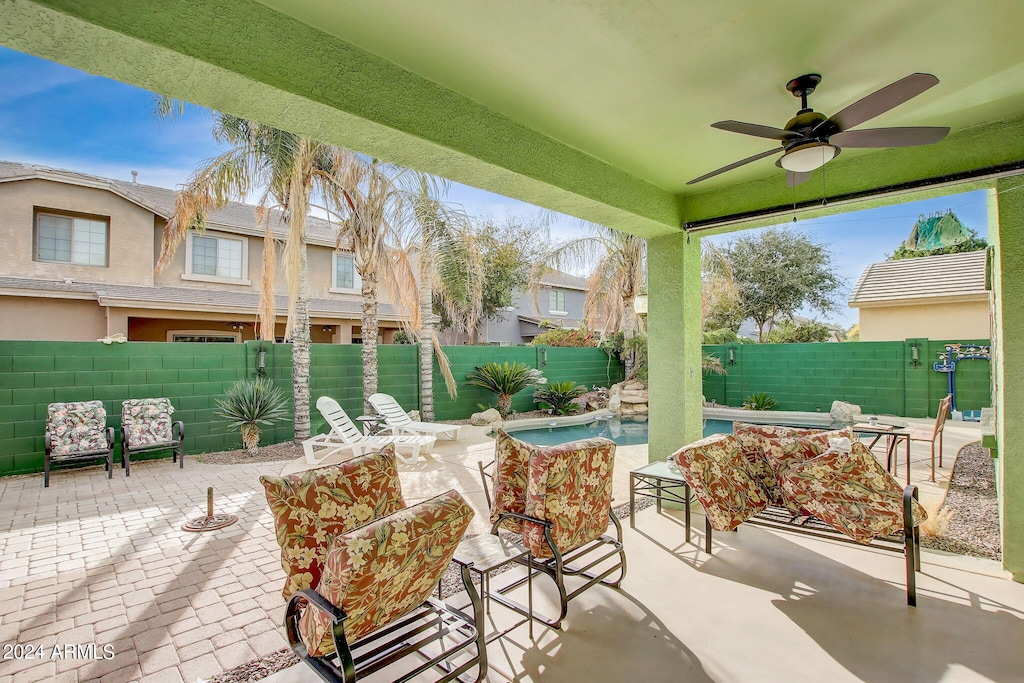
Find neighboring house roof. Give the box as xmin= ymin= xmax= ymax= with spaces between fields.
xmin=849 ymin=250 xmax=988 ymax=307
xmin=0 ymin=276 xmax=402 ymax=319
xmin=517 ymin=315 xmax=583 ymax=330
xmin=538 ymin=269 xmax=587 ymax=291
xmin=0 ymin=160 xmax=351 ymax=249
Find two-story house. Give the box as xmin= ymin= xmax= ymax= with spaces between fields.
xmin=475 ymin=270 xmax=589 ymax=345
xmin=0 ymin=161 xmax=404 ymax=343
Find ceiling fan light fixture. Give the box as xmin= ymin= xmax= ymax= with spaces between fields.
xmin=779 ymin=141 xmax=837 ymax=173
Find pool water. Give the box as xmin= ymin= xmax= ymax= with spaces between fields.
xmin=504 ymin=417 xmax=734 ymax=447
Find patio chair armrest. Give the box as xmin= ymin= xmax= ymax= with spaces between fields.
xmin=903 ymin=484 xmax=919 ymax=533
xmin=173 ymin=421 xmax=185 ymax=441
xmin=44 ymin=431 xmax=52 ymax=456
xmin=285 ymin=588 xmax=349 ymax=656
xmin=106 ymin=427 xmax=115 ymax=449
xmin=490 ymin=511 xmax=552 ymax=535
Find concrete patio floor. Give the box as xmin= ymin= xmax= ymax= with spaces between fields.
xmin=0 ymin=417 xmax=1003 ymax=683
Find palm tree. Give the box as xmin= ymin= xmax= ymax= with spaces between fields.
xmin=156 ymin=112 xmax=342 ymax=441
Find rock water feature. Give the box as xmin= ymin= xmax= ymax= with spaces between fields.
xmin=608 ymin=380 xmax=649 ymax=415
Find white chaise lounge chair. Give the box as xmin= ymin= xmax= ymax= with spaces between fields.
xmin=369 ymin=393 xmax=462 ymax=441
xmin=302 ymin=396 xmax=435 ymax=466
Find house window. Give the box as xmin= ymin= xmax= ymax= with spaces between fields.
xmin=332 ymin=253 xmax=362 ymax=292
xmin=170 ymin=333 xmax=239 ymax=343
xmin=191 ymin=234 xmax=243 ymax=279
xmin=549 ymin=290 xmax=567 ymax=314
xmin=35 ymin=212 xmax=108 ymax=266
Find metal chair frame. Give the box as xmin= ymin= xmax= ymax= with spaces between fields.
xmin=285 ymin=563 xmax=486 ymax=683
xmin=121 ymin=421 xmax=185 ymax=476
xmin=478 ymin=459 xmax=627 ymax=630
xmin=44 ymin=427 xmax=115 ymax=488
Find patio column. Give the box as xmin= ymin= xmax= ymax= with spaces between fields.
xmin=647 ymin=231 xmax=703 ymax=463
xmin=994 ymin=178 xmax=1024 ymax=581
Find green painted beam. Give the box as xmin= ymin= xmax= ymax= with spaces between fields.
xmin=0 ymin=0 xmax=682 ymax=238
xmin=681 ymin=115 xmax=1024 ymax=227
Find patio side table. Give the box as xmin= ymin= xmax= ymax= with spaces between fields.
xmin=355 ymin=413 xmax=387 ymax=436
xmin=630 ymin=460 xmax=706 ymax=547
xmin=452 ymin=534 xmax=534 ymax=641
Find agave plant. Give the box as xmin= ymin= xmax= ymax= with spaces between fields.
xmin=215 ymin=377 xmax=289 ymax=456
xmin=534 ymin=381 xmax=588 ymax=415
xmin=742 ymin=392 xmax=779 ymax=411
xmin=466 ymin=362 xmax=545 ymax=418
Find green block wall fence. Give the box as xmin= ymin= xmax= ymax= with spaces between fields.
xmin=701 ymin=338 xmax=992 ymax=417
xmin=0 ymin=341 xmax=623 ymax=476
xmin=0 ymin=338 xmax=990 ymax=477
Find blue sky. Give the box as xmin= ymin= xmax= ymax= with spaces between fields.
xmin=0 ymin=47 xmax=989 ymax=329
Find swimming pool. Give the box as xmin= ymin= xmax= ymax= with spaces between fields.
xmin=502 ymin=416 xmax=735 ymax=446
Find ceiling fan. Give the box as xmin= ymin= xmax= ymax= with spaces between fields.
xmin=687 ymin=73 xmax=950 ymax=187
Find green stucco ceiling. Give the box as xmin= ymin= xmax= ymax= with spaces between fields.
xmin=3 ymin=0 xmax=1024 ymax=237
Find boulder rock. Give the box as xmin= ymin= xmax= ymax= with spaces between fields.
xmin=608 ymin=395 xmax=622 ymax=413
xmin=620 ymin=390 xmax=648 ymax=403
xmin=609 ymin=384 xmax=622 ymax=397
xmin=408 ymin=410 xmax=420 ymax=422
xmin=632 ymin=403 xmax=649 ymax=414
xmin=829 ymin=400 xmax=862 ymax=424
xmin=470 ymin=408 xmax=502 ymax=426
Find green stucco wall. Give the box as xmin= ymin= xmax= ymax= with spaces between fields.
xmin=995 ymin=177 xmax=1024 ymax=579
xmin=0 ymin=341 xmax=622 ymax=476
xmin=702 ymin=339 xmax=992 ymax=416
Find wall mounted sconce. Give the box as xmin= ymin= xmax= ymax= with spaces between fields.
xmin=256 ymin=347 xmax=267 ymax=377
xmin=633 ymin=293 xmax=648 ymax=318
xmin=728 ymin=347 xmax=736 ymax=366
xmin=910 ymin=343 xmax=921 ymax=367
xmin=322 ymin=325 xmax=334 ymax=334
xmin=229 ymin=322 xmax=245 ymax=331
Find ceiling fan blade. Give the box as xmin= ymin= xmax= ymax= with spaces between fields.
xmin=830 ymin=126 xmax=950 ymax=148
xmin=712 ymin=120 xmax=800 ymax=141
xmin=687 ymin=148 xmax=783 ymax=185
xmin=818 ymin=73 xmax=940 ymax=133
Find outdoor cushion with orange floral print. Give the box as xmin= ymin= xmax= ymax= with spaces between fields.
xmin=776 ymin=441 xmax=927 ymax=543
xmin=297 ymin=489 xmax=473 ymax=657
xmin=260 ymin=446 xmax=405 ymax=600
xmin=672 ymin=433 xmax=771 ymax=532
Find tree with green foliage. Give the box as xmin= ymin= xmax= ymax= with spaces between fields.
xmin=723 ymin=228 xmax=843 ymax=343
xmin=767 ymin=319 xmax=832 ymax=343
xmin=435 ymin=217 xmax=547 ymax=343
xmin=887 ymin=227 xmax=987 ymax=260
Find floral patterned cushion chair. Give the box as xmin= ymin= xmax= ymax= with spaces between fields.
xmin=263 ymin=454 xmax=485 ymax=683
xmin=482 ymin=431 xmax=626 ymax=629
xmin=44 ymin=400 xmax=115 ymax=487
xmin=120 ymin=398 xmax=184 ymax=475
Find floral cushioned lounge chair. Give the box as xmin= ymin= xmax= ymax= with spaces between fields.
xmin=262 ymin=451 xmax=485 ymax=683
xmin=479 ymin=430 xmax=626 ymax=629
xmin=120 ymin=398 xmax=184 ymax=475
xmin=672 ymin=430 xmax=926 ymax=606
xmin=44 ymin=400 xmax=115 ymax=487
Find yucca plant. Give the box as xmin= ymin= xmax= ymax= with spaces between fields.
xmin=534 ymin=381 xmax=588 ymax=415
xmin=742 ymin=392 xmax=779 ymax=411
xmin=215 ymin=377 xmax=289 ymax=456
xmin=466 ymin=362 xmax=545 ymax=418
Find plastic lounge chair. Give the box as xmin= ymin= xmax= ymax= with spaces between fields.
xmin=908 ymin=394 xmax=952 ymax=482
xmin=479 ymin=431 xmax=626 ymax=629
xmin=304 ymin=396 xmax=434 ymax=466
xmin=120 ymin=398 xmax=184 ymax=475
xmin=44 ymin=401 xmax=115 ymax=487
xmin=368 ymin=393 xmax=462 ymax=441
xmin=261 ymin=455 xmax=484 ymax=682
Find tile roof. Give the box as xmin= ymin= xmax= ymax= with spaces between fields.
xmin=0 ymin=276 xmax=401 ymax=319
xmin=848 ymin=250 xmax=988 ymax=306
xmin=0 ymin=160 xmax=350 ymax=248
xmin=538 ymin=269 xmax=587 ymax=290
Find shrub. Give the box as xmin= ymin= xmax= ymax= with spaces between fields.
xmin=393 ymin=329 xmax=413 ymax=344
xmin=466 ymin=362 xmax=545 ymax=418
xmin=534 ymin=381 xmax=588 ymax=415
xmin=531 ymin=328 xmax=597 ymax=347
xmin=215 ymin=377 xmax=288 ymax=456
xmin=742 ymin=392 xmax=779 ymax=411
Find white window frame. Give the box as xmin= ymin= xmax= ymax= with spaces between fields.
xmin=330 ymin=252 xmax=363 ymax=293
xmin=35 ymin=210 xmax=110 ymax=267
xmin=548 ymin=289 xmax=568 ymax=316
xmin=182 ymin=231 xmax=251 ymax=285
xmin=167 ymin=330 xmax=241 ymax=343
